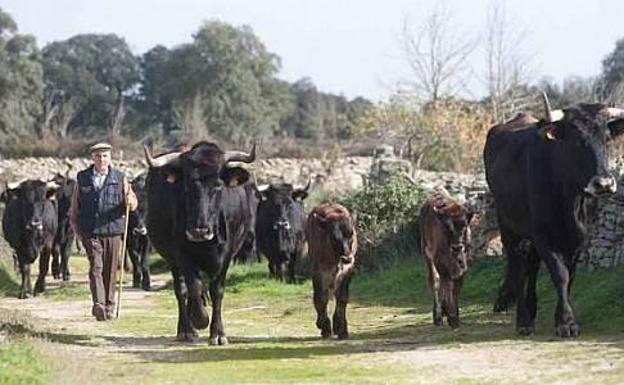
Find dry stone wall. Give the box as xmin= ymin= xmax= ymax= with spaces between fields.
xmin=1 ymin=156 xmax=622 ymax=268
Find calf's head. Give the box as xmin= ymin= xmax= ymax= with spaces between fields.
xmin=145 ymin=141 xmax=255 ymax=242
xmin=259 ymin=181 xmax=309 ymax=254
xmin=313 ymin=203 xmax=357 ymax=264
xmin=541 ymin=94 xmax=624 ymax=197
xmin=433 ymin=201 xmax=473 ymax=279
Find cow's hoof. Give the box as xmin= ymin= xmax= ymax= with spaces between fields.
xmin=556 ymin=322 xmax=580 ymax=338
xmin=33 ymin=284 xmax=45 ymax=296
xmin=433 ymin=315 xmax=443 ymax=326
xmin=62 ymin=275 xmax=70 ymax=282
xmin=18 ymin=291 xmax=30 ymax=299
xmin=53 ymin=273 xmax=61 ymax=280
xmin=142 ymin=283 xmax=151 ymax=292
xmin=448 ymin=317 xmax=460 ymax=329
xmin=516 ymin=326 xmax=535 ymax=336
xmin=176 ymin=331 xmax=199 ymax=342
xmin=209 ymin=335 xmax=228 ymax=345
xmin=337 ymin=331 xmax=349 ymax=340
xmin=493 ymin=298 xmax=508 ymax=313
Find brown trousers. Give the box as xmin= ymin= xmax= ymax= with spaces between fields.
xmin=81 ymin=235 xmax=122 ymax=312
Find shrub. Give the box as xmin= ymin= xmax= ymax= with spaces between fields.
xmin=341 ymin=172 xmax=427 ymax=271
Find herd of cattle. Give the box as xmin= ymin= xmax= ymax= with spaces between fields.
xmin=2 ymin=93 xmax=624 ymax=343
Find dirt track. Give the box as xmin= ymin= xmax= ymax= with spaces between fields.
xmin=2 ymin=262 xmax=624 ymax=385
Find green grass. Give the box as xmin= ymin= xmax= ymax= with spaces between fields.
xmin=0 ymin=258 xmax=19 ymax=297
xmin=0 ymin=338 xmax=52 ymax=385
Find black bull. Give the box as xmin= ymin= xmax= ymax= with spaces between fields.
xmin=256 ymin=182 xmax=309 ymax=282
xmin=49 ymin=173 xmax=76 ymax=282
xmin=144 ymin=141 xmax=257 ymax=343
xmin=126 ymin=173 xmax=151 ymax=291
xmin=2 ymin=180 xmax=58 ymax=299
xmin=484 ymin=96 xmax=624 ymax=337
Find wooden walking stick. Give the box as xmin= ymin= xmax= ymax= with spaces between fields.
xmin=116 ymin=193 xmax=132 ymax=319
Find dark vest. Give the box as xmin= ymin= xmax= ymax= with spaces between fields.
xmin=77 ymin=166 xmax=126 ymax=236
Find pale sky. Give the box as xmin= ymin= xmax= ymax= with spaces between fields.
xmin=2 ymin=0 xmax=624 ymax=101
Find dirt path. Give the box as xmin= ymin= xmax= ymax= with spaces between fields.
xmin=2 ymin=262 xmax=624 ymax=385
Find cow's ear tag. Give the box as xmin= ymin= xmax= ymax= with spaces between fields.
xmin=165 ymin=173 xmax=177 ymax=184
xmin=540 ymin=125 xmax=557 ymax=141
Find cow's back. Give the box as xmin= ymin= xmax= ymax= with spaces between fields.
xmin=484 ymin=117 xmax=541 ymax=236
xmin=419 ymin=201 xmax=446 ymax=262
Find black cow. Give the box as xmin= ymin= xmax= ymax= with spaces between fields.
xmin=484 ymin=94 xmax=624 ymax=337
xmin=144 ymin=141 xmax=256 ymax=343
xmin=126 ymin=173 xmax=151 ymax=290
xmin=256 ymin=182 xmax=309 ymax=282
xmin=2 ymin=180 xmax=59 ymax=299
xmin=49 ymin=173 xmax=76 ymax=282
xmin=1 ymin=181 xmax=23 ymax=272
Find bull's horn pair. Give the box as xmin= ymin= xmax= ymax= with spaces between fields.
xmin=542 ymin=92 xmax=624 ymax=121
xmin=143 ymin=143 xmax=256 ymax=168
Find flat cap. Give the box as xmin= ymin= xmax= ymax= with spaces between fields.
xmin=89 ymin=142 xmax=113 ymax=153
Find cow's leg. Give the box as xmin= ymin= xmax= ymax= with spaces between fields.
xmin=208 ymin=272 xmax=228 ymax=346
xmin=499 ymin=226 xmax=532 ymax=335
xmin=127 ymin=239 xmax=142 ymax=288
xmin=287 ymin=252 xmax=297 ymax=284
xmin=140 ymin=238 xmax=151 ymax=291
xmin=61 ymin=235 xmax=73 ymax=281
xmin=452 ymin=276 xmax=464 ymax=327
xmin=34 ymin=247 xmax=52 ymax=296
xmin=17 ymin=257 xmax=31 ymax=299
xmin=172 ymin=267 xmax=197 ymax=342
xmin=51 ymin=243 xmax=61 ymax=280
xmin=526 ymin=246 xmax=540 ymax=322
xmin=493 ymin=259 xmax=515 ymax=312
xmin=426 ymin=260 xmax=442 ymax=326
xmin=333 ymin=272 xmax=353 ymax=339
xmin=441 ymin=278 xmax=459 ymax=328
xmin=535 ymin=242 xmax=579 ymax=337
xmin=313 ymin=273 xmax=331 ymax=338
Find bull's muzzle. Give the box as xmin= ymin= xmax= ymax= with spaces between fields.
xmin=26 ymin=220 xmax=43 ymax=231
xmin=339 ymin=255 xmax=354 ymax=264
xmin=450 ymin=244 xmax=465 ymax=254
xmin=273 ymin=220 xmax=291 ymax=230
xmin=133 ymin=226 xmax=148 ymax=236
xmin=186 ymin=228 xmax=215 ymax=242
xmin=585 ymin=176 xmax=617 ymax=196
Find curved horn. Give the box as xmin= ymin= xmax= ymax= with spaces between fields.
xmin=7 ymin=181 xmax=20 ymax=190
xmin=46 ymin=181 xmax=60 ymax=189
xmin=541 ymin=91 xmax=564 ymax=122
xmin=607 ymin=107 xmax=624 ymax=118
xmin=224 ymin=142 xmax=256 ymax=164
xmin=143 ymin=145 xmax=181 ymax=168
xmin=257 ymin=184 xmax=270 ymax=192
xmin=299 ymin=176 xmax=312 ymax=192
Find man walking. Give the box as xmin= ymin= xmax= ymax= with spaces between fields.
xmin=70 ymin=143 xmax=137 ymax=321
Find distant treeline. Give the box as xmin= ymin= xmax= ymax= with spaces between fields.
xmin=2 ymin=6 xmax=624 ymax=164
xmin=0 ymin=8 xmax=373 ymax=156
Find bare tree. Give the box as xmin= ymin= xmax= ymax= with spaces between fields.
xmin=484 ymin=1 xmax=535 ymax=121
xmin=40 ymin=91 xmax=78 ymax=139
xmin=172 ymin=92 xmax=208 ymax=144
xmin=400 ymin=6 xmax=476 ymax=103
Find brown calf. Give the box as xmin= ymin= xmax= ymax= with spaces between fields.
xmin=419 ymin=195 xmax=473 ymax=329
xmin=306 ymin=202 xmax=357 ymax=339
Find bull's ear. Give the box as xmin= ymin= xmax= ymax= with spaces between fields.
xmin=292 ymin=190 xmax=308 ymax=201
xmin=538 ymin=123 xmax=559 ymax=141
xmin=220 ymin=166 xmax=250 ymax=188
xmin=608 ymin=118 xmax=624 ymax=140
